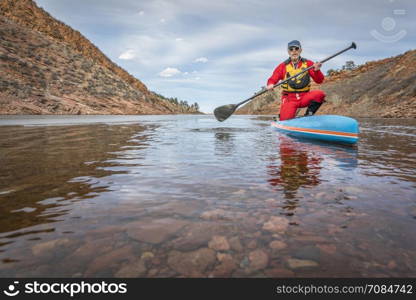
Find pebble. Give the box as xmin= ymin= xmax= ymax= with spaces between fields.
xmin=265 ymin=199 xmax=278 ymax=206
xmin=269 ymin=240 xmax=287 ymax=250
xmin=212 ymin=253 xmax=237 ymax=277
xmin=141 ymin=252 xmax=154 ymax=260
xmin=232 ymin=189 xmax=246 ymax=195
xmin=208 ymin=236 xmax=230 ymax=251
xmin=315 ymin=192 xmax=327 ymax=200
xmin=327 ymin=225 xmax=344 ymax=235
xmin=316 ymin=244 xmax=337 ymax=255
xmin=229 ymin=237 xmax=243 ymax=252
xmin=247 ymin=240 xmax=258 ymax=249
xmin=262 ymin=216 xmax=289 ymax=233
xmin=240 ymin=257 xmax=249 ymax=268
xmin=286 ymin=258 xmax=319 ymax=269
xmin=387 ymin=260 xmax=397 ymax=269
xmin=200 ymin=209 xmax=229 ymax=221
xmin=148 ymin=268 xmax=159 ymax=277
xmin=248 ymin=249 xmax=269 ymax=271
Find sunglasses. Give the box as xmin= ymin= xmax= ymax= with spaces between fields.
xmin=289 ymin=46 xmax=300 ymax=51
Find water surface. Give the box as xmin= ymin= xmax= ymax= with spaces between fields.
xmin=0 ymin=115 xmax=415 ymax=277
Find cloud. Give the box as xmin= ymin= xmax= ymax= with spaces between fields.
xmin=158 ymin=67 xmax=182 ymax=77
xmin=114 ymin=22 xmax=265 ymax=69
xmin=138 ymin=10 xmax=144 ymax=16
xmin=118 ymin=49 xmax=136 ymax=60
xmin=194 ymin=57 xmax=208 ymax=63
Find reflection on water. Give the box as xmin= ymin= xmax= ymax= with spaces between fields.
xmin=214 ymin=131 xmax=235 ymax=156
xmin=268 ymin=136 xmax=324 ymax=199
xmin=0 ymin=124 xmax=151 ymax=235
xmin=267 ymin=135 xmax=359 ymax=217
xmin=0 ymin=115 xmax=415 ymax=277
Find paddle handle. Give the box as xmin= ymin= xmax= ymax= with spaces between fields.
xmin=320 ymin=42 xmax=356 ymax=64
xmin=236 ymin=42 xmax=357 ymax=107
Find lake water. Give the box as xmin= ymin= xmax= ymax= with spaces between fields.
xmin=0 ymin=115 xmax=415 ymax=277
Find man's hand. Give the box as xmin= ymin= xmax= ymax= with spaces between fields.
xmin=313 ymin=62 xmax=322 ymax=71
xmin=266 ymin=84 xmax=274 ymax=90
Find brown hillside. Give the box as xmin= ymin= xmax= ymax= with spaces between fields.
xmin=237 ymin=50 xmax=416 ymax=118
xmin=0 ymin=0 xmax=200 ymax=114
xmin=0 ymin=0 xmax=148 ymax=94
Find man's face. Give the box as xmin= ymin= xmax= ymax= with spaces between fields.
xmin=288 ymin=46 xmax=302 ymax=61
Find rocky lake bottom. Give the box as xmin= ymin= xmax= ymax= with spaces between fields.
xmin=0 ymin=115 xmax=415 ymax=277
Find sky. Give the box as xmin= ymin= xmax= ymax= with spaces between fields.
xmin=34 ymin=0 xmax=415 ymax=113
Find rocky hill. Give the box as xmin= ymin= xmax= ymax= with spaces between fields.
xmin=0 ymin=0 xmax=200 ymax=114
xmin=237 ymin=50 xmax=416 ymax=118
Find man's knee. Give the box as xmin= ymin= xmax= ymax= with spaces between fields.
xmin=313 ymin=90 xmax=326 ymax=102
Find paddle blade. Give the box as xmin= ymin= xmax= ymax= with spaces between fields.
xmin=214 ymin=104 xmax=237 ymax=122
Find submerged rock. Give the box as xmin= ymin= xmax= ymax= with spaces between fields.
xmin=316 ymin=244 xmax=337 ymax=255
xmin=240 ymin=257 xmax=249 ymax=268
xmin=85 ymin=245 xmax=133 ymax=277
xmin=200 ymin=209 xmax=231 ymax=221
xmin=248 ymin=249 xmax=269 ymax=271
xmin=126 ymin=218 xmax=188 ymax=244
xmin=208 ymin=235 xmax=230 ymax=251
xmin=269 ymin=240 xmax=287 ymax=250
xmin=211 ymin=253 xmax=237 ymax=277
xmin=148 ymin=201 xmax=201 ymax=217
xmin=229 ymin=237 xmax=243 ymax=252
xmin=293 ymin=246 xmax=321 ymax=261
xmin=114 ymin=259 xmax=147 ymax=278
xmin=246 ymin=240 xmax=258 ymax=249
xmin=344 ymin=186 xmax=364 ymax=194
xmin=262 ymin=216 xmax=289 ymax=233
xmin=286 ymin=258 xmax=319 ymax=269
xmin=170 ymin=222 xmax=227 ymax=251
xmin=141 ymin=252 xmax=155 ymax=260
xmin=167 ymin=248 xmax=216 ymax=277
xmin=32 ymin=238 xmax=74 ymax=256
xmin=265 ymin=268 xmax=295 ymax=277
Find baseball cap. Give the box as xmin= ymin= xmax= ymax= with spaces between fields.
xmin=288 ymin=40 xmax=301 ymax=48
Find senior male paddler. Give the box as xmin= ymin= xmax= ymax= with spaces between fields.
xmin=266 ymin=40 xmax=326 ymax=121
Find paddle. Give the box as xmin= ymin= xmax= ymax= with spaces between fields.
xmin=213 ymin=42 xmax=357 ymax=122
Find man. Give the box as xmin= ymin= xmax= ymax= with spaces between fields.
xmin=267 ymin=40 xmax=326 ymax=121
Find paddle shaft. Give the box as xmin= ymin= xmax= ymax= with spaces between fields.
xmin=235 ymin=42 xmax=357 ymax=107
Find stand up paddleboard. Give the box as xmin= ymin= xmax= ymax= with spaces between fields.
xmin=271 ymin=115 xmax=359 ymax=145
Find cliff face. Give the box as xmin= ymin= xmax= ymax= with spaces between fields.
xmin=237 ymin=50 xmax=416 ymax=118
xmin=0 ymin=0 xmax=199 ymax=114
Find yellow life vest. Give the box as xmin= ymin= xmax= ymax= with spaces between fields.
xmin=281 ymin=58 xmax=311 ymax=93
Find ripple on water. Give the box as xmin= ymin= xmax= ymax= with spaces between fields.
xmin=0 ymin=115 xmax=415 ymax=277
